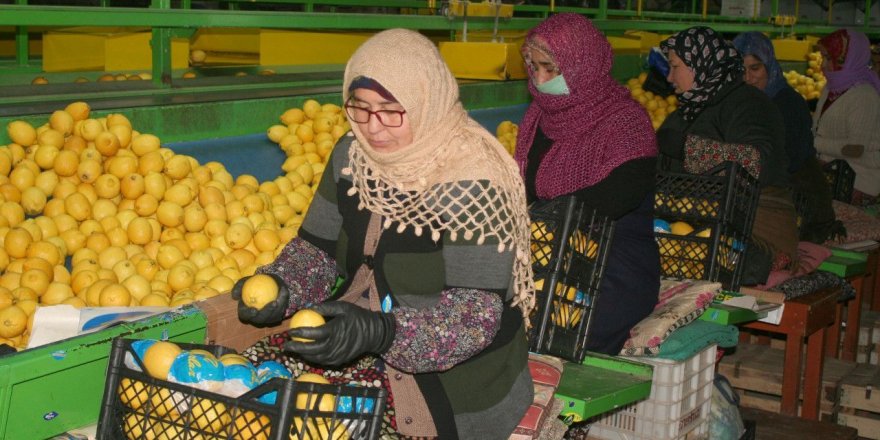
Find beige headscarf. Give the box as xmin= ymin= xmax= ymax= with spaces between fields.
xmin=341 ymin=29 xmax=535 ymax=317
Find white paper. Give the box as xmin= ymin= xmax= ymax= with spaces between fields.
xmin=721 ymin=296 xmax=784 ymax=325
xmin=758 ymin=304 xmax=785 ymax=325
xmin=834 ymin=240 xmax=880 ymax=252
xmin=723 ymin=295 xmax=758 ymax=310
xmin=26 ymin=306 xmax=170 ymax=349
xmin=27 ymin=305 xmax=82 ymax=349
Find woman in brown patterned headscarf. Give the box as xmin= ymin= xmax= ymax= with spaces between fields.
xmin=659 ymin=26 xmax=798 ymax=285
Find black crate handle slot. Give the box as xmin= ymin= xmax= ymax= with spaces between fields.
xmin=527 ymin=195 xmax=615 ymax=363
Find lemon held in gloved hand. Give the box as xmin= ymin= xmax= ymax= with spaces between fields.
xmin=288 ymin=309 xmax=326 ymax=342
xmin=285 ymin=301 xmax=396 ymax=367
xmin=230 ymin=273 xmax=290 ymax=325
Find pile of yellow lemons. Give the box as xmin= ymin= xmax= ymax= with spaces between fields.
xmin=784 ymin=51 xmax=826 ymax=101
xmin=0 ymin=99 xmax=345 ymax=350
xmin=495 ymin=120 xmax=518 ymax=156
xmin=625 ymin=72 xmax=679 ymax=131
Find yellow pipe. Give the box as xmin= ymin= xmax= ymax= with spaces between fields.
xmin=702 ymin=0 xmax=708 ymax=19
xmin=550 ymin=0 xmax=555 ymax=12
xmin=753 ymin=0 xmax=758 ymax=20
xmin=795 ymin=0 xmax=800 ymax=18
xmin=637 ymin=0 xmax=642 ymax=17
xmin=827 ymin=0 xmax=833 ymax=24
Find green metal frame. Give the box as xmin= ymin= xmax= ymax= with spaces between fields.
xmin=0 ymin=0 xmax=870 ymax=124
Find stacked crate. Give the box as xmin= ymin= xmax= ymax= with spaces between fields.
xmin=587 ymin=345 xmax=717 ymax=440
xmin=855 ymin=310 xmax=880 ymax=365
xmin=837 ymin=364 xmax=880 ymax=439
xmin=654 ymin=162 xmax=760 ymax=291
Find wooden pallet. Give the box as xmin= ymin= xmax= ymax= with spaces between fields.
xmin=735 ymin=389 xmax=835 ymax=419
xmin=718 ymin=344 xmax=857 ymax=415
xmin=837 ymin=363 xmax=880 ymax=439
xmin=856 ymin=310 xmax=880 ymax=365
xmin=739 ymin=407 xmax=858 ymax=440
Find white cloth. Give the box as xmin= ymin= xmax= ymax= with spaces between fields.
xmin=812 ymin=83 xmax=880 ymax=195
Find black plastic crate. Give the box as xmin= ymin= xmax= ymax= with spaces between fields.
xmin=654 ymin=162 xmax=759 ymax=291
xmin=527 ymin=196 xmax=614 ymax=363
xmin=97 ymin=338 xmax=386 ymax=440
xmin=823 ymin=158 xmax=855 ymax=203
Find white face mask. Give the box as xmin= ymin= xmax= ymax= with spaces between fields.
xmin=535 ymin=74 xmax=570 ymax=95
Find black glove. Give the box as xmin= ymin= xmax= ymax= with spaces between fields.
xmin=284 ymin=301 xmax=396 ymax=367
xmin=230 ymin=273 xmax=290 ymax=326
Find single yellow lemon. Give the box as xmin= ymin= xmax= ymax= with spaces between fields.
xmin=240 ymin=273 xmax=279 ymax=311
xmin=288 ymin=309 xmax=326 ymax=342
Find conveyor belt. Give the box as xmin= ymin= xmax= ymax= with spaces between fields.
xmin=165 ymin=103 xmax=529 ymax=180
xmin=0 ymin=70 xmax=345 ymax=117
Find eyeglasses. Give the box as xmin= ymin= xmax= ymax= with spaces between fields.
xmin=344 ymin=103 xmax=407 ymax=128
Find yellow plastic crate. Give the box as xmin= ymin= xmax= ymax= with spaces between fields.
xmin=452 ymin=29 xmax=527 ymax=44
xmin=624 ymin=30 xmax=662 ymax=53
xmin=190 ymin=28 xmax=260 ymax=54
xmin=104 ymin=32 xmax=189 ymax=71
xmin=260 ymin=30 xmax=373 ymax=66
xmin=608 ymin=35 xmax=642 ymax=55
xmin=43 ymin=27 xmax=188 ymax=72
xmin=439 ymin=41 xmax=526 ymax=81
xmin=0 ymin=38 xmax=42 ymax=57
xmin=772 ymin=38 xmax=812 ymax=61
xmin=448 ymin=0 xmax=513 ymax=18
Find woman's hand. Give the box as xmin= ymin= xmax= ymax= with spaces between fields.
xmin=284 ymin=301 xmax=396 ymax=367
xmin=230 ymin=273 xmax=290 ymax=325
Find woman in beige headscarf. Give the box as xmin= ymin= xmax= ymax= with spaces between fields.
xmin=232 ymin=29 xmax=535 ymax=439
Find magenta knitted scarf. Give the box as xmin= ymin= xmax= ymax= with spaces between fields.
xmin=514 ymin=13 xmax=657 ymax=199
xmin=822 ymin=29 xmax=880 ymax=95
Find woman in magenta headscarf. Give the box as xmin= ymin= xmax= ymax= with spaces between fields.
xmin=515 ymin=13 xmax=660 ymax=355
xmin=813 ymin=29 xmax=880 ymax=205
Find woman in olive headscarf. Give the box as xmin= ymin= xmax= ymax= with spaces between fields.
xmin=658 ymin=26 xmax=799 ymax=286
xmin=232 ymin=29 xmax=535 ymax=439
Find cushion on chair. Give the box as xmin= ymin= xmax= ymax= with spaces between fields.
xmin=655 ymin=320 xmax=739 ymax=361
xmin=828 ymin=200 xmax=880 ymax=244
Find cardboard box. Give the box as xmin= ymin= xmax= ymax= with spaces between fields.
xmin=193 ymin=294 xmax=290 ymax=353
xmin=190 ymin=28 xmax=260 ymax=54
xmin=0 ymin=306 xmax=207 ymax=440
xmin=43 ymin=27 xmax=189 ymax=73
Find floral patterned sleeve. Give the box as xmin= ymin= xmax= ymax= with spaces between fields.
xmin=256 ymin=236 xmax=339 ymax=317
xmin=383 ymin=288 xmax=503 ymax=373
